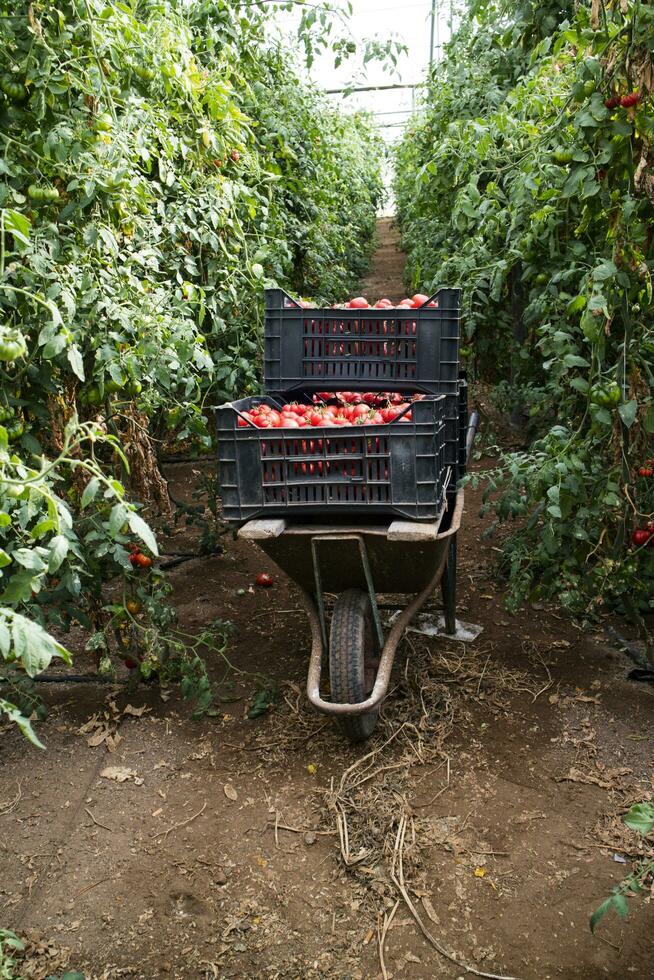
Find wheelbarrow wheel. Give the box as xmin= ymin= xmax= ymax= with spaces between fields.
xmin=329 ymin=589 xmax=380 ymax=742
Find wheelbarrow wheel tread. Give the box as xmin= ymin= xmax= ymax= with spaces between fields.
xmin=329 ymin=589 xmax=379 ymax=743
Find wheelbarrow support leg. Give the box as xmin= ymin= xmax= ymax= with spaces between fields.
xmin=441 ymin=534 xmax=457 ymax=634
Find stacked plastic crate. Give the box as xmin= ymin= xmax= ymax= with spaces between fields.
xmin=215 ymin=288 xmax=466 ymax=523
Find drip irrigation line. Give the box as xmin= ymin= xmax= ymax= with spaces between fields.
xmin=607 ymin=626 xmax=650 ymax=670
xmin=160 ymin=454 xmax=215 ymax=465
xmin=0 ymin=673 xmax=126 ymax=685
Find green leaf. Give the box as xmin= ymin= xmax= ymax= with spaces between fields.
xmin=81 ymin=477 xmax=100 ymax=508
xmin=48 ymin=534 xmax=69 ymax=573
xmin=0 ymin=571 xmax=35 ymax=603
xmin=67 ymin=345 xmax=85 ymax=381
xmin=42 ymin=334 xmax=67 ymax=359
xmin=618 ymin=399 xmax=637 ymax=428
xmin=3 ymin=209 xmax=31 ymax=245
xmin=31 ymin=518 xmax=56 ymax=539
xmin=128 ymin=512 xmax=159 ymax=556
xmin=0 ymin=549 xmax=11 ymax=568
xmin=12 ymin=548 xmax=46 ymax=571
xmin=566 ymin=295 xmax=587 ymax=314
xmin=9 ymin=610 xmax=71 ymax=676
xmin=563 ymin=354 xmax=590 ymax=369
xmin=624 ymin=802 xmax=654 ymax=836
xmin=589 ymin=897 xmax=613 ymax=933
xmin=109 ymin=503 xmax=128 ymax=535
xmin=0 ymin=619 xmax=9 ymax=655
xmin=611 ymin=894 xmax=628 ymax=920
xmin=592 ymin=260 xmax=617 ymax=282
xmin=0 ymin=698 xmax=44 ymax=748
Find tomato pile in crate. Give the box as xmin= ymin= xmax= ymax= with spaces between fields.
xmin=215 ymin=289 xmax=464 ymax=524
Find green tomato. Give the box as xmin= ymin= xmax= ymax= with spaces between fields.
xmin=5 ymin=419 xmax=24 ymax=441
xmin=134 ymin=64 xmax=155 ymax=82
xmin=534 ymin=273 xmax=549 ymax=285
xmin=590 ymin=381 xmax=621 ymax=408
xmin=583 ymin=80 xmax=596 ymax=97
xmin=105 ymin=376 xmax=125 ymax=394
xmin=85 ymin=385 xmax=102 ymax=406
xmin=94 ymin=111 xmax=114 ymax=132
xmin=3 ymin=483 xmax=24 ymax=499
xmin=553 ymin=149 xmax=573 ymax=165
xmin=27 ymin=184 xmax=47 ymax=202
xmin=0 ymin=405 xmax=14 ymax=422
xmin=166 ymin=407 xmax=182 ymax=430
xmin=0 ymin=328 xmax=27 ymax=361
xmin=126 ymin=378 xmax=142 ymax=397
xmin=0 ymin=76 xmax=28 ymax=101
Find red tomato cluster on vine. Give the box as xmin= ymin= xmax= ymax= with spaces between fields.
xmin=632 ymin=524 xmax=654 ymax=548
xmin=604 ymin=90 xmax=640 ymax=109
xmin=128 ymin=541 xmax=153 ymax=568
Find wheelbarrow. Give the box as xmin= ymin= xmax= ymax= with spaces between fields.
xmin=238 ymin=413 xmax=479 ymax=741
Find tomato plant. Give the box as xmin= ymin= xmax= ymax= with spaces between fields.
xmin=0 ymin=1 xmax=384 ymax=739
xmin=394 ymin=1 xmax=653 ymax=649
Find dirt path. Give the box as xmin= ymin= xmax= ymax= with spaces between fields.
xmin=1 ymin=221 xmax=653 ymax=980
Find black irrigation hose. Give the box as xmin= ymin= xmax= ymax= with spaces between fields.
xmin=159 ymin=548 xmax=223 ymax=570
xmin=160 ymin=455 xmax=214 ymax=465
xmin=607 ymin=626 xmax=654 ymax=683
xmin=0 ymin=674 xmax=127 ymax=685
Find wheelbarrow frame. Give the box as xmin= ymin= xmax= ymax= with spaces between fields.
xmin=238 ymin=413 xmax=479 ymax=721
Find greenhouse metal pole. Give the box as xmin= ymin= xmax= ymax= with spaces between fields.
xmin=429 ymin=0 xmax=436 ymax=66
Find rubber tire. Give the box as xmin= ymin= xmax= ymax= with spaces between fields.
xmin=329 ymin=589 xmax=380 ymax=742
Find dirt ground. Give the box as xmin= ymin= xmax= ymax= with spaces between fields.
xmin=1 ymin=220 xmax=653 ymax=980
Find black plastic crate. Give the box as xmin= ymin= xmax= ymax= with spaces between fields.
xmin=215 ymin=395 xmax=449 ymax=523
xmin=264 ymin=288 xmax=461 ymax=395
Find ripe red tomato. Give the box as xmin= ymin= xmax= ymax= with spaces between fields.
xmin=638 ymin=466 xmax=653 ymax=477
xmin=632 ymin=529 xmax=651 ymax=547
xmin=411 ymin=293 xmax=429 ymax=307
xmin=129 ymin=553 xmax=141 ymax=567
xmin=136 ymin=553 xmax=153 ymax=568
xmin=255 ymin=572 xmax=273 ymax=587
xmin=349 ymin=297 xmax=369 ymax=309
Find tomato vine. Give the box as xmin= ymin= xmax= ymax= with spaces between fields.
xmin=0 ymin=0 xmax=384 ymax=736
xmin=394 ymin=0 xmax=653 ymax=649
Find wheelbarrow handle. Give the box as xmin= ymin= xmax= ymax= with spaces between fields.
xmin=465 ymin=411 xmax=479 ymax=466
